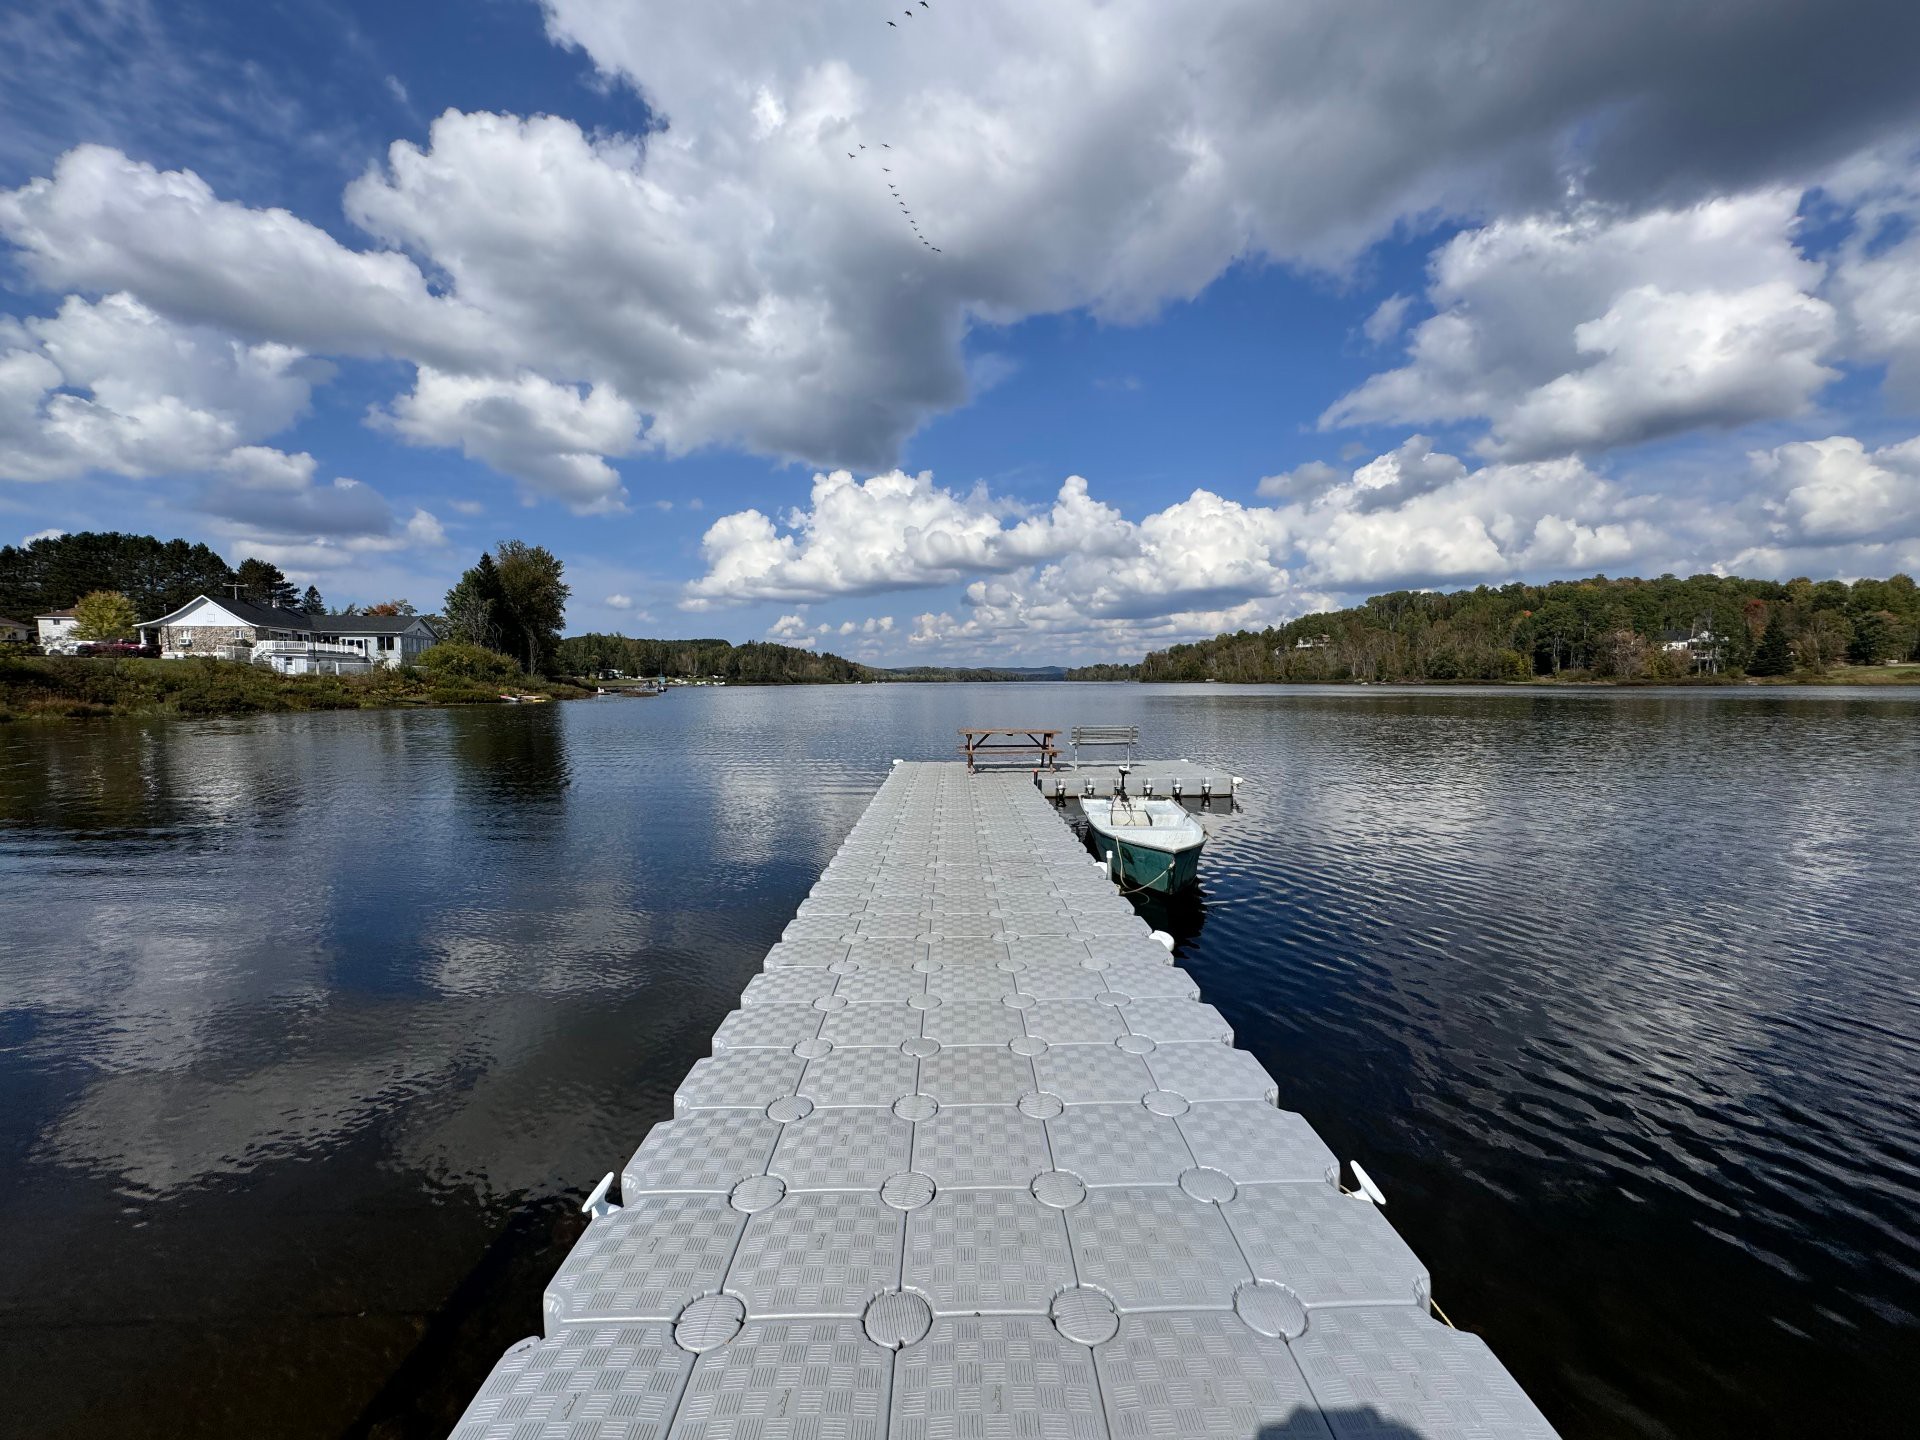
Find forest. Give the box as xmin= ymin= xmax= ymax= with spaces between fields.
xmin=0 ymin=530 xmax=347 ymax=622
xmin=1135 ymin=573 xmax=1920 ymax=684
xmin=555 ymin=633 xmax=871 ymax=684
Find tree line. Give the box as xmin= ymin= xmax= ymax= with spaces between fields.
xmin=0 ymin=532 xmax=322 ymax=622
xmin=555 ymin=633 xmax=869 ymax=684
xmin=0 ymin=530 xmax=376 ymax=630
xmin=1133 ymin=573 xmax=1920 ymax=683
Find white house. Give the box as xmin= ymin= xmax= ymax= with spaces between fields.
xmin=137 ymin=596 xmax=439 ymax=671
xmin=1659 ymin=621 xmax=1723 ymax=674
xmin=35 ymin=608 xmax=79 ymax=652
xmin=0 ymin=615 xmax=31 ymax=644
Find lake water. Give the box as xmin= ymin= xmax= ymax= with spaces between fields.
xmin=1 ymin=683 xmax=1914 ymax=1438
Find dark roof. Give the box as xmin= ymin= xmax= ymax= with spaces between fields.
xmin=213 ymin=597 xmax=319 ymax=630
xmin=34 ymin=608 xmax=76 ymax=619
xmin=312 ymin=613 xmax=436 ymax=635
xmin=0 ymin=616 xmax=29 ymax=627
xmin=142 ymin=595 xmax=436 ymax=637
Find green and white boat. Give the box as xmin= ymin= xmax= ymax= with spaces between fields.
xmin=1085 ymin=787 xmax=1207 ymax=894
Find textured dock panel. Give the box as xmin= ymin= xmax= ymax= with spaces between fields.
xmin=910 ymin=1104 xmax=1052 ymax=1188
xmin=711 ymin=1004 xmax=823 ymax=1053
xmin=798 ymin=1047 xmax=920 ymax=1108
xmin=919 ymin=997 xmax=1025 ymax=1046
xmin=1067 ymin=1186 xmax=1250 ymax=1311
xmin=452 ymin=1326 xmax=694 ymax=1440
xmin=1017 ymin=960 xmax=1109 ymax=998
xmin=1046 ymin=1103 xmax=1194 ymax=1186
xmin=1096 ymin=1312 xmax=1332 ymax=1440
xmin=1290 ymin=1307 xmax=1559 ymax=1438
xmin=623 ymin=1111 xmax=782 ymax=1195
xmin=1096 ymin=957 xmax=1202 ymax=999
xmin=904 ymin=1187 xmax=1077 ymax=1314
xmin=772 ymin=1106 xmax=912 ymax=1191
xmin=1147 ymin=1043 xmax=1280 ymax=1104
xmin=892 ymin=1315 xmax=1107 ymax=1439
xmin=1224 ymin=1184 xmax=1432 ymax=1310
xmin=544 ymin=1196 xmax=746 ymax=1330
xmin=763 ymin=939 xmax=850 ymax=969
xmin=1024 ymin=997 xmax=1128 ymax=1044
xmin=916 ymin=1045 xmax=1036 ymax=1105
xmin=671 ymin=1318 xmax=892 ymax=1439
xmin=675 ymin=1051 xmax=804 ymax=1113
xmin=743 ymin=968 xmax=838 ymax=1006
xmin=823 ymin=1002 xmax=924 ymax=1048
xmin=1178 ymin=1103 xmax=1340 ymax=1185
xmin=723 ymin=1191 xmax=904 ymax=1317
xmin=1034 ymin=1042 xmax=1158 ymax=1104
xmin=469 ymin=763 xmax=1558 ymax=1439
xmin=1123 ymin=996 xmax=1235 ymax=1043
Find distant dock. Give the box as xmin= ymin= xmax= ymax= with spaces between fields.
xmin=452 ymin=762 xmax=1557 ymax=1438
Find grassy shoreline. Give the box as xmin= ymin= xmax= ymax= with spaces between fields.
xmin=5 ymin=655 xmax=1913 ymax=722
xmin=0 ymin=654 xmax=593 ymax=722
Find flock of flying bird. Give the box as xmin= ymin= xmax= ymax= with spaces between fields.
xmin=844 ymin=2 xmax=943 ymax=256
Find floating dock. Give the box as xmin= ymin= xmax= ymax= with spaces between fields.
xmin=453 ymin=762 xmax=1557 ymax=1438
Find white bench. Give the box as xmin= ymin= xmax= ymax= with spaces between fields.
xmin=1069 ymin=724 xmax=1138 ymax=765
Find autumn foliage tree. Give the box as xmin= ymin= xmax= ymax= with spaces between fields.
xmin=71 ymin=590 xmax=139 ymax=641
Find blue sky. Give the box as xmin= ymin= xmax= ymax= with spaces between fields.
xmin=3 ymin=1 xmax=1919 ymax=663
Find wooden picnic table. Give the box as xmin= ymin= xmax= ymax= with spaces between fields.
xmin=958 ymin=727 xmax=1061 ymax=772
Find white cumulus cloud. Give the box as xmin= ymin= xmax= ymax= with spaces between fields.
xmin=684 ymin=469 xmax=1129 ymax=607
xmin=1751 ymin=434 xmax=1920 ymax=547
xmin=5 ymin=1 xmax=1917 ymax=500
xmin=1323 ymin=192 xmax=1841 ymax=460
xmin=377 ymin=367 xmax=641 ymax=512
xmin=0 ymin=291 xmax=318 ymax=482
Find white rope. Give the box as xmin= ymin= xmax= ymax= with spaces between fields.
xmin=1112 ymin=848 xmax=1177 ymax=896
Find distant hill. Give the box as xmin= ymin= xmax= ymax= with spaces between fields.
xmin=877 ymin=665 xmax=1069 ymax=682
xmin=1133 ymin=573 xmax=1920 ymax=683
xmin=556 ymin=638 xmax=1120 ymax=685
xmin=556 ymin=633 xmax=869 ymax=684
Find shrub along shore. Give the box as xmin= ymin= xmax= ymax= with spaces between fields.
xmin=0 ymin=644 xmax=592 ymax=723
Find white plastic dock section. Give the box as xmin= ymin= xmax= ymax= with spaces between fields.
xmin=454 ymin=763 xmax=1559 ymax=1439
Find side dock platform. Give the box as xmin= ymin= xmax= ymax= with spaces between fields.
xmin=453 ymin=762 xmax=1557 ymax=1438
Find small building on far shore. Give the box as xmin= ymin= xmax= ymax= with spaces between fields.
xmin=0 ymin=616 xmax=31 ymax=644
xmin=137 ymin=596 xmax=439 ymax=670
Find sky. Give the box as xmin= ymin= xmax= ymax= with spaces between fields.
xmin=3 ymin=1 xmax=1920 ymax=665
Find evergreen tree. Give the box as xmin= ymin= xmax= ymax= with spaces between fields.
xmin=1748 ymin=611 xmax=1796 ymax=676
xmin=233 ymin=557 xmax=298 ymax=609
xmin=301 ymin=585 xmax=326 ymax=615
xmin=443 ymin=553 xmax=506 ymax=650
xmin=0 ymin=531 xmax=233 ymax=620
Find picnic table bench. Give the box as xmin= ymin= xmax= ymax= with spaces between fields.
xmin=957 ymin=727 xmax=1061 ymax=772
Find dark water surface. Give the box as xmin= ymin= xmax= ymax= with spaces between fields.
xmin=1 ymin=684 xmax=1915 ymax=1438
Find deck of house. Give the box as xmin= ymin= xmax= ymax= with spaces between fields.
xmin=451 ymin=761 xmax=1556 ymax=1438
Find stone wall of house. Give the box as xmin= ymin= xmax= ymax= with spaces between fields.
xmin=162 ymin=624 xmax=256 ymax=653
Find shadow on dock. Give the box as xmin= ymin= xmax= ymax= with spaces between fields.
xmin=1262 ymin=1414 xmax=1430 ymax=1438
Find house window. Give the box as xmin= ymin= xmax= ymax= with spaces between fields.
xmin=378 ymin=636 xmax=395 ymax=652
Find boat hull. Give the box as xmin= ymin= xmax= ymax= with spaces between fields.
xmin=1090 ymin=829 xmax=1204 ymax=894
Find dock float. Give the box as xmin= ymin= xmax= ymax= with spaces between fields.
xmin=453 ymin=762 xmax=1557 ymax=1438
